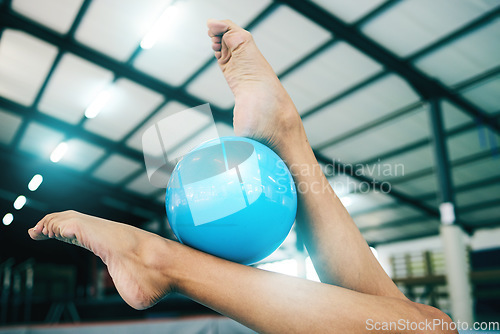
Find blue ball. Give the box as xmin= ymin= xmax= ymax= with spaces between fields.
xmin=166 ymin=136 xmax=297 ymax=264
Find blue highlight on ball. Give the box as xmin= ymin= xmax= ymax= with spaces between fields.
xmin=166 ymin=136 xmax=297 ymax=264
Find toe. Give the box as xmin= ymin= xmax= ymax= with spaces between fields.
xmin=207 ymin=19 xmax=229 ymax=36
xmin=212 ymin=43 xmax=221 ymax=51
xmin=28 ymin=227 xmax=49 ymax=240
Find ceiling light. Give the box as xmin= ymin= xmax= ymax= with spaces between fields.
xmin=85 ymin=89 xmax=112 ymax=119
xmin=28 ymin=174 xmax=43 ymax=191
xmin=50 ymin=142 xmax=68 ymax=163
xmin=140 ymin=1 xmax=179 ymax=50
xmin=13 ymin=195 xmax=26 ymax=210
xmin=3 ymin=213 xmax=13 ymax=226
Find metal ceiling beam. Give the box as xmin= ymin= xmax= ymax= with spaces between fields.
xmin=371 ymin=229 xmax=440 ymax=247
xmin=300 ymin=70 xmax=386 ymax=119
xmin=314 ymin=151 xmax=441 ymax=219
xmin=279 ymin=0 xmax=500 ymax=135
xmin=459 ymin=198 xmax=500 ymax=217
xmin=0 ymin=9 xmax=233 ymax=126
xmin=354 ymin=0 xmax=403 ymax=27
xmin=358 ymin=121 xmax=476 ymax=166
xmin=0 ymin=96 xmax=144 ymax=162
xmin=277 ymin=39 xmax=336 ymax=79
xmin=1 ymin=93 xmax=442 ymax=228
xmin=360 ymin=215 xmax=437 ymax=234
xmin=373 ymin=209 xmax=500 ymax=245
xmin=7 ymin=0 xmax=89 ymax=152
xmin=0 ymin=8 xmax=448 ymax=223
xmin=309 ymin=63 xmax=496 ymax=161
xmin=314 ymin=100 xmax=424 ymax=151
xmin=451 ymin=65 xmax=500 ymax=92
xmin=390 ymin=150 xmax=494 ymax=186
xmin=66 ymin=0 xmax=93 ymax=38
xmin=407 ymin=7 xmax=500 ymax=62
xmin=307 ymin=63 xmax=497 ymax=159
xmin=417 ymin=174 xmax=500 ymax=202
xmin=358 ymin=189 xmax=500 ymax=235
xmin=463 ymin=219 xmax=500 ymax=230
xmin=350 ymin=202 xmax=402 ymax=218
xmin=355 ymin=173 xmax=500 ymax=218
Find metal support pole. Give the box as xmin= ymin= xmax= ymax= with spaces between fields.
xmin=428 ymin=99 xmax=474 ymax=324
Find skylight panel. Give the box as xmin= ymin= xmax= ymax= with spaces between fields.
xmin=18 ymin=122 xmax=64 ymax=159
xmin=460 ymin=75 xmax=500 ymax=114
xmin=134 ymin=0 xmax=271 ymax=86
xmin=456 ymin=183 xmax=500 ymax=207
xmin=452 ymin=158 xmax=500 ymax=188
xmin=75 ymin=0 xmax=168 ymax=61
xmin=186 ymin=62 xmax=234 ymax=109
xmin=84 ymin=78 xmax=164 ymax=141
xmin=414 ymin=18 xmax=500 ymax=86
xmin=447 ymin=128 xmax=499 ymax=162
xmin=303 ymin=74 xmax=419 ymax=147
xmin=39 ymin=53 xmax=114 ymax=124
xmin=320 ymin=108 xmax=429 ymax=163
xmin=0 ymin=109 xmax=23 ymax=145
xmin=250 ymin=5 xmax=332 ymax=74
xmin=126 ymin=172 xmax=163 ymax=195
xmin=363 ymin=145 xmax=434 ymax=181
xmin=127 ymin=101 xmax=213 ymax=157
xmin=12 ymin=0 xmax=84 ymax=34
xmin=392 ymin=173 xmax=438 ymax=197
xmin=441 ymin=100 xmax=473 ymax=130
xmin=355 ymin=206 xmax=423 ymax=229
xmin=312 ymin=0 xmax=388 ymax=23
xmin=0 ymin=30 xmax=58 ymax=106
xmin=362 ymin=0 xmax=499 ymax=57
xmin=282 ymin=42 xmax=383 ymax=113
xmin=57 ymin=138 xmax=106 ymax=171
xmin=92 ymin=154 xmax=142 ymax=184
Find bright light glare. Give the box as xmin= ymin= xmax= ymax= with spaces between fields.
xmin=258 ymin=259 xmax=298 ymax=277
xmin=340 ymin=195 xmax=352 ymax=207
xmin=50 ymin=142 xmax=68 ymax=163
xmin=28 ymin=174 xmax=43 ymax=191
xmin=370 ymin=246 xmax=379 ymax=261
xmin=13 ymin=195 xmax=26 ymax=210
xmin=85 ymin=90 xmax=112 ymax=119
xmin=305 ymin=257 xmax=320 ymax=282
xmin=3 ymin=213 xmax=13 ymax=226
xmin=140 ymin=1 xmax=180 ymax=50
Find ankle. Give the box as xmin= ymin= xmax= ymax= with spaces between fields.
xmin=142 ymin=237 xmax=184 ymax=293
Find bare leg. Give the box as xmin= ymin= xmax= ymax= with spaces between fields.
xmin=208 ymin=19 xmax=403 ymax=298
xmin=29 ymin=212 xmax=451 ymax=333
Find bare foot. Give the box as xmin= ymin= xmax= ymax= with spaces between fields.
xmin=207 ymin=19 xmax=307 ymax=156
xmin=28 ymin=211 xmax=174 ymax=310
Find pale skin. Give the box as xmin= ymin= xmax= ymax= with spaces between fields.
xmin=29 ymin=20 xmax=456 ymax=334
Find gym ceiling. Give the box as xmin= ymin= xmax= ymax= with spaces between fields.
xmin=0 ymin=0 xmax=499 ymax=261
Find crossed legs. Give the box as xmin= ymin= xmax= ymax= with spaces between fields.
xmin=28 ymin=19 xmax=455 ymax=334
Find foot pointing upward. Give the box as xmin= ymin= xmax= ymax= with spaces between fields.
xmin=207 ymin=19 xmax=307 ymax=156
